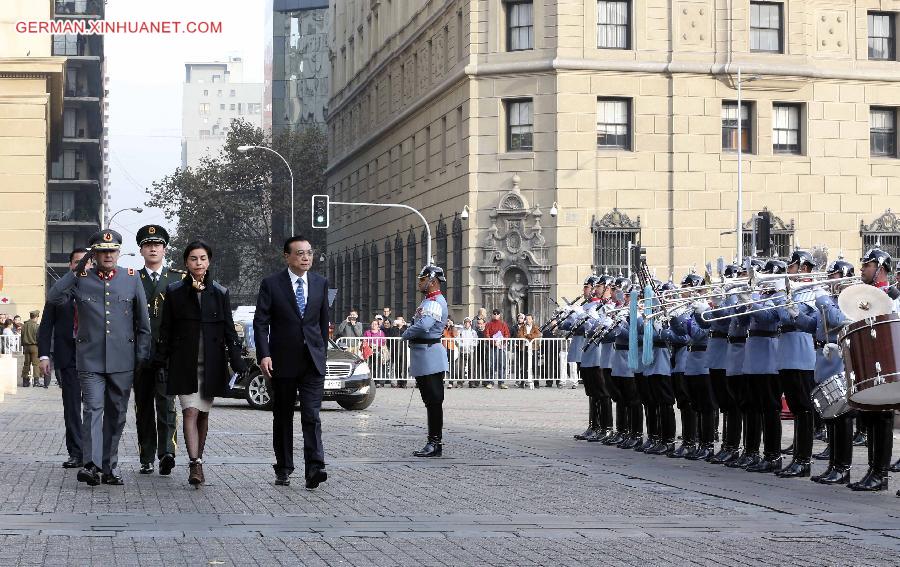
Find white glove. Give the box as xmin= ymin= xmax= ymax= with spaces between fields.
xmin=785 ymin=304 xmax=800 ymax=319
xmin=692 ymin=300 xmax=710 ymax=314
xmin=822 ymin=342 xmax=840 ymax=361
xmin=652 ymin=320 xmax=663 ymax=333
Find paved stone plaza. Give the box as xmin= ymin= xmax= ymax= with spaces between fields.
xmin=0 ymin=385 xmax=899 ymax=566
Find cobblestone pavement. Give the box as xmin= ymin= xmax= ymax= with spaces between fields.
xmin=1 ymin=384 xmax=899 ymax=566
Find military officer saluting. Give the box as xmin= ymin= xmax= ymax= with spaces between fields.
xmin=403 ymin=264 xmax=450 ymax=458
xmin=134 ymin=224 xmax=185 ymax=476
xmin=47 ymin=229 xmax=151 ymax=486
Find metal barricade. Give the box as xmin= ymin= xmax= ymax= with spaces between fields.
xmin=530 ymin=337 xmax=577 ymax=387
xmin=445 ymin=337 xmax=532 ymax=387
xmin=0 ymin=335 xmax=21 ymax=355
xmin=335 ymin=336 xmax=411 ymax=385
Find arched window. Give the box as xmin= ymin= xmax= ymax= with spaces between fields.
xmin=407 ymin=228 xmax=417 ymax=317
xmin=328 ymin=254 xmax=337 ymax=320
xmin=861 ymin=209 xmax=900 ymax=259
xmin=394 ymin=232 xmax=404 ymax=315
xmin=436 ymin=216 xmax=448 ymax=295
xmin=360 ymin=244 xmax=370 ymax=321
xmin=452 ymin=213 xmax=463 ymax=304
xmin=384 ymin=238 xmax=393 ymax=309
xmin=591 ymin=208 xmax=641 ymax=275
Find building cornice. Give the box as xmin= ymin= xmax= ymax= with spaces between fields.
xmin=327 ymin=56 xmax=900 ymax=174
xmin=0 ymin=57 xmax=67 ymax=151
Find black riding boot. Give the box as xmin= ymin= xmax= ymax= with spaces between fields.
xmin=575 ymin=397 xmax=596 ymax=440
xmin=687 ymin=411 xmax=717 ymax=461
xmin=604 ymin=403 xmax=628 ymax=445
xmin=777 ymin=412 xmax=812 ymax=478
xmin=647 ymin=405 xmax=676 ymax=455
xmin=670 ymin=408 xmax=697 ymax=458
xmin=620 ymin=405 xmax=643 ymax=449
xmin=413 ymin=436 xmax=442 ymax=457
xmin=730 ymin=413 xmax=761 ymax=469
xmin=748 ymin=409 xmax=783 ymax=473
xmin=816 ymin=416 xmax=852 ymax=485
xmin=636 ymin=404 xmax=657 ymax=452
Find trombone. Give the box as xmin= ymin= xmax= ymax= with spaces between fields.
xmin=699 ymin=276 xmax=862 ymax=322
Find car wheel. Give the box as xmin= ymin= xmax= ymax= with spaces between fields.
xmin=337 ymin=379 xmax=376 ymax=411
xmin=245 ymin=371 xmax=273 ymax=411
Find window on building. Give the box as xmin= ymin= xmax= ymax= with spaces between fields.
xmin=199 ymin=129 xmax=211 ymax=138
xmin=452 ymin=214 xmax=463 ymax=304
xmin=328 ymin=257 xmax=337 ymax=320
xmin=722 ymin=101 xmax=752 ymax=153
xmin=394 ymin=234 xmax=404 ymax=314
xmin=248 ymin=103 xmax=261 ymax=114
xmin=51 ymin=150 xmax=77 ymax=179
xmin=230 ymin=103 xmax=236 ymax=111
xmin=52 ymin=34 xmax=78 ymax=55
xmin=457 ymin=9 xmax=464 ymax=62
xmin=440 ymin=116 xmax=448 ymax=167
xmin=199 ymin=103 xmax=210 ymax=114
xmin=230 ymin=89 xmax=236 ymax=97
xmin=436 ymin=218 xmax=448 ymax=294
xmin=217 ymin=89 xmax=223 ymax=96
xmin=456 ymin=106 xmax=464 ymax=162
xmin=869 ymin=12 xmax=896 ymax=61
xmin=359 ymin=247 xmax=369 ymax=321
xmin=49 ymin=231 xmax=76 ymax=254
xmin=506 ymin=0 xmax=534 ymax=51
xmin=63 ymin=109 xmax=77 ymax=138
xmin=220 ymin=103 xmax=225 ymax=110
xmin=772 ymin=103 xmax=802 ymax=154
xmin=370 ymin=243 xmax=379 ymax=312
xmin=238 ymin=103 xmax=244 ymax=115
xmin=384 ymin=239 xmax=393 ymax=309
xmin=48 ymin=191 xmax=75 ymax=219
xmin=406 ymin=229 xmax=417 ymax=317
xmin=597 ymin=0 xmax=629 ymax=49
xmin=750 ymin=1 xmax=783 ymax=53
xmin=871 ymin=107 xmax=898 ymax=157
xmin=506 ymin=99 xmax=533 ymax=151
xmin=596 ymin=98 xmax=631 ymax=150
xmin=212 ymin=74 xmax=221 ymax=83
xmin=591 ymin=209 xmax=641 ymax=275
xmin=203 ymin=89 xmax=209 ymax=96
xmin=344 ymin=252 xmax=353 ymax=316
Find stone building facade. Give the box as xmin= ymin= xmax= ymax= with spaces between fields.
xmin=325 ymin=0 xmax=900 ymax=323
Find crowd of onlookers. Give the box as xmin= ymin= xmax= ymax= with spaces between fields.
xmin=332 ymin=306 xmax=574 ymax=389
xmin=0 ymin=312 xmax=24 ymax=354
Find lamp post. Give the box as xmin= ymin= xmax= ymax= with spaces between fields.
xmin=107 ymin=206 xmax=143 ymax=228
xmin=735 ymin=68 xmax=760 ymax=266
xmin=238 ymin=144 xmax=295 ymax=236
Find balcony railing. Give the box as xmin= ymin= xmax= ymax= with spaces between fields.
xmin=48 ymin=209 xmax=99 ymax=224
xmin=54 ymin=0 xmax=104 ymax=17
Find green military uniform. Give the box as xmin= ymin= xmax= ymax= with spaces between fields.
xmin=20 ymin=311 xmax=41 ymax=387
xmin=132 ymin=224 xmax=184 ymax=474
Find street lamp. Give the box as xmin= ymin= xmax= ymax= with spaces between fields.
xmin=238 ymin=144 xmax=295 ymax=236
xmin=460 ymin=205 xmax=470 ymax=220
xmin=549 ymin=202 xmax=558 ymax=217
xmin=107 ymin=206 xmax=143 ymax=228
xmin=735 ymin=68 xmax=760 ymax=265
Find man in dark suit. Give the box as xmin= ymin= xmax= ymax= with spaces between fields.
xmin=38 ymin=248 xmax=88 ymax=469
xmin=253 ymin=235 xmax=330 ymax=489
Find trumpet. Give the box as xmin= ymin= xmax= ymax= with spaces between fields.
xmin=699 ymin=276 xmax=862 ymax=322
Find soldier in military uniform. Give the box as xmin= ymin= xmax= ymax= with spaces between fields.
xmin=134 ymin=224 xmax=184 ymax=476
xmin=47 ymin=229 xmax=151 ymax=486
xmin=403 ymin=264 xmax=449 ymax=458
xmin=20 ymin=310 xmax=42 ymax=387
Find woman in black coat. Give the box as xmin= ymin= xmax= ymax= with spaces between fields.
xmin=155 ymin=240 xmax=246 ymax=487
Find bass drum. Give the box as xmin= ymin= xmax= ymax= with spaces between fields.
xmin=839 ymin=313 xmax=900 ymax=411
xmin=810 ymin=372 xmax=850 ymax=419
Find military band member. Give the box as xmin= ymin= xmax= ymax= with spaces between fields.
xmin=775 ymin=250 xmax=818 ymax=478
xmin=134 ymin=225 xmax=184 ymax=476
xmin=561 ymin=277 xmax=595 ymax=440
xmin=404 ymin=264 xmax=450 ymax=458
xmin=695 ymin=263 xmax=742 ymax=464
xmin=636 ymin=285 xmax=676 ymax=455
xmin=811 ymin=259 xmax=856 ymax=485
xmin=579 ymin=276 xmax=611 ymax=442
xmin=843 ymin=248 xmax=897 ymax=491
xmin=597 ymin=276 xmax=621 ymax=443
xmin=724 ymin=260 xmax=759 ymax=469
xmin=602 ymin=277 xmax=634 ymax=446
xmin=608 ymin=280 xmax=643 ymax=448
xmin=661 ymin=279 xmax=696 ymax=458
xmin=48 ymin=229 xmax=151 ymax=486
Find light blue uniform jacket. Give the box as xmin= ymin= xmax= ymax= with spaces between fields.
xmin=697 ymin=294 xmax=734 ymax=371
xmin=813 ymin=293 xmax=847 ymax=384
xmin=740 ymin=294 xmax=780 ymax=376
xmin=559 ymin=307 xmax=586 ymax=364
xmin=402 ymin=293 xmax=449 ymax=377
xmin=775 ymin=296 xmax=816 ymax=371
xmin=580 ymin=300 xmax=605 ymax=368
xmin=609 ymin=319 xmax=634 ymax=378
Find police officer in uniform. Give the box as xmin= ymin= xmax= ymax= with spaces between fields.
xmin=133 ymin=225 xmax=185 ymax=476
xmin=48 ymin=229 xmax=151 ymax=486
xmin=403 ymin=264 xmax=449 ymax=458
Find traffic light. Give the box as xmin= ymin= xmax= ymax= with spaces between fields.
xmin=311 ymin=194 xmax=329 ymax=229
xmin=755 ymin=210 xmax=771 ymax=257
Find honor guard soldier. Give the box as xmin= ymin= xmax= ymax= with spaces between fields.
xmin=775 ymin=250 xmax=819 ymax=478
xmin=47 ymin=229 xmax=151 ymax=486
xmin=662 ymin=276 xmax=696 ymax=458
xmin=811 ymin=259 xmax=856 ymax=485
xmin=403 ymin=264 xmax=450 ymax=458
xmin=846 ymin=247 xmax=897 ymax=491
xmin=560 ymin=277 xmax=594 ymax=440
xmin=134 ymin=224 xmax=185 ymax=476
xmin=578 ymin=275 xmax=610 ymax=442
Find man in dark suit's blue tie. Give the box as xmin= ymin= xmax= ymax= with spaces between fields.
xmin=253 ymin=235 xmax=331 ymax=489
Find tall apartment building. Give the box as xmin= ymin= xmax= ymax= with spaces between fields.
xmin=266 ymin=0 xmax=331 ymax=134
xmin=325 ymin=0 xmax=900 ymax=324
xmin=182 ymin=58 xmax=263 ymax=169
xmin=45 ymin=0 xmax=107 ymax=284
